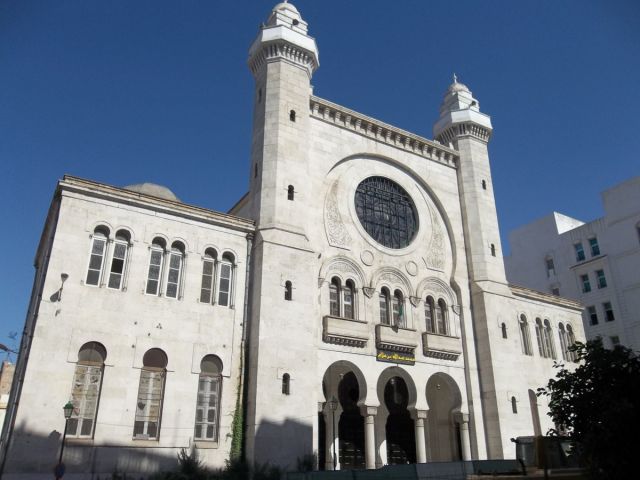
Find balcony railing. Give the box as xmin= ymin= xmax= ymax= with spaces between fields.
xmin=422 ymin=332 xmax=462 ymax=360
xmin=323 ymin=315 xmax=368 ymax=348
xmin=375 ymin=324 xmax=418 ymax=354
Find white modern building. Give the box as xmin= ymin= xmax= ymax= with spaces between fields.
xmin=506 ymin=176 xmax=640 ymax=351
xmin=0 ymin=3 xmax=585 ymax=478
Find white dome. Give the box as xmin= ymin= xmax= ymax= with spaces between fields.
xmin=124 ymin=183 xmax=180 ymax=202
xmin=273 ymin=2 xmax=300 ymax=15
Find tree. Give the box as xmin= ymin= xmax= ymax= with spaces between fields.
xmin=538 ymin=338 xmax=640 ymax=479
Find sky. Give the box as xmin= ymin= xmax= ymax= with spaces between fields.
xmin=1 ymin=0 xmax=639 ymax=351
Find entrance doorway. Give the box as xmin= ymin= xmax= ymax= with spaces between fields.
xmin=384 ymin=376 xmax=416 ymax=464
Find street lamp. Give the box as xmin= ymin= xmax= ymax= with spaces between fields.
xmin=55 ymin=401 xmax=74 ymax=479
xmin=329 ymin=396 xmax=338 ymax=471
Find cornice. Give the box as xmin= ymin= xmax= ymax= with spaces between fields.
xmin=510 ymin=284 xmax=583 ymax=311
xmin=59 ymin=175 xmax=255 ymax=233
xmin=249 ymin=40 xmax=317 ymax=78
xmin=435 ymin=122 xmax=492 ymax=146
xmin=310 ymin=96 xmax=459 ymax=168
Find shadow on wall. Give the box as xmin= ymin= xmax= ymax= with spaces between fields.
xmin=253 ymin=418 xmax=313 ymax=470
xmin=3 ymin=422 xmax=177 ymax=478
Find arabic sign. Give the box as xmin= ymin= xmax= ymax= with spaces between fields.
xmin=376 ymin=349 xmax=415 ymax=365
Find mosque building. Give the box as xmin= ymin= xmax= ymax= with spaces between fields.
xmin=0 ymin=3 xmax=584 ymax=478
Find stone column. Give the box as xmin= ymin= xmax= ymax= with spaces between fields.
xmin=360 ymin=406 xmax=378 ymax=469
xmin=323 ymin=409 xmax=339 ymax=470
xmin=411 ymin=409 xmax=428 ymax=463
xmin=455 ymin=412 xmax=472 ymax=460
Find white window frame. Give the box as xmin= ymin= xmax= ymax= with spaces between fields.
xmin=200 ymin=255 xmax=217 ymax=304
xmin=85 ymin=231 xmax=109 ymax=287
xmin=595 ymin=269 xmax=607 ymax=289
xmin=145 ymin=243 xmax=165 ymax=296
xmin=194 ymin=374 xmax=221 ymax=441
xmin=379 ymin=288 xmax=390 ymax=325
xmin=519 ymin=316 xmax=533 ymax=356
xmin=68 ymin=363 xmax=103 ymax=438
xmin=107 ymin=236 xmax=130 ymax=290
xmin=165 ymin=248 xmax=184 ymax=299
xmin=217 ymin=259 xmax=234 ymax=307
xmin=133 ymin=368 xmax=165 ymax=440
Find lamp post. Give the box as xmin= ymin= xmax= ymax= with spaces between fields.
xmin=55 ymin=401 xmax=74 ymax=479
xmin=329 ymin=395 xmax=338 ymax=471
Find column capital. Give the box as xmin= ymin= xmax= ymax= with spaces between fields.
xmin=359 ymin=405 xmax=378 ymax=417
xmin=410 ymin=409 xmax=428 ymax=420
xmin=454 ymin=411 xmax=470 ymax=424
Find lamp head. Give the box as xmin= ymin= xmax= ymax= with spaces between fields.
xmin=63 ymin=401 xmax=74 ymax=419
xmin=60 ymin=273 xmax=69 ymax=284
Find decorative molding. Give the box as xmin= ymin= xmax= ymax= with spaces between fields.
xmin=416 ymin=277 xmax=455 ymax=305
xmin=249 ymin=41 xmax=318 ymax=78
xmin=451 ymin=304 xmax=461 ymax=315
xmin=363 ymin=287 xmax=376 ymax=298
xmin=360 ymin=250 xmax=374 ymax=266
xmin=319 ymin=255 xmax=367 ymax=288
xmin=371 ymin=267 xmax=413 ymax=296
xmin=435 ymin=122 xmax=492 ymax=145
xmin=410 ymin=296 xmax=421 ymax=307
xmin=310 ymin=96 xmax=458 ymax=168
xmin=425 ymin=202 xmax=445 ymax=271
xmin=324 ymin=182 xmax=351 ymax=249
xmin=405 ymin=261 xmax=418 ymax=276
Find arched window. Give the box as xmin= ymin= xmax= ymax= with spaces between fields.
xmin=566 ymin=325 xmax=577 ymax=362
xmin=544 ymin=320 xmax=556 ymax=359
xmin=392 ymin=290 xmax=405 ymax=328
xmin=107 ymin=230 xmax=130 ymax=290
xmin=558 ymin=323 xmax=568 ymax=361
xmin=134 ymin=349 xmax=168 ymax=440
xmin=287 ymin=185 xmax=295 ymax=201
xmin=490 ymin=243 xmax=496 ymax=257
xmin=436 ymin=299 xmax=448 ymax=335
xmin=282 ymin=373 xmax=290 ymax=395
xmin=67 ymin=342 xmax=106 ymax=438
xmin=519 ymin=315 xmax=533 ymax=356
xmin=285 ymin=281 xmax=293 ymax=301
xmin=511 ymin=396 xmax=518 ymax=414
xmin=146 ymin=237 xmax=166 ymax=295
xmin=218 ymin=253 xmax=235 ymax=307
xmin=200 ymin=248 xmax=218 ymax=304
xmin=379 ymin=288 xmax=390 ymax=325
xmin=86 ymin=226 xmax=110 ymax=286
xmin=425 ymin=296 xmax=435 ymax=333
xmin=194 ymin=355 xmax=222 ymax=441
xmin=481 ymin=179 xmax=487 ymax=190
xmin=343 ymin=280 xmax=355 ymax=319
xmin=289 ymin=110 xmax=296 ymax=122
xmin=501 ymin=322 xmax=508 ymax=339
xmin=329 ymin=277 xmax=340 ymax=317
xmin=165 ymin=241 xmax=185 ymax=299
xmin=328 ymin=277 xmax=356 ymax=319
xmin=535 ymin=318 xmax=545 ymax=357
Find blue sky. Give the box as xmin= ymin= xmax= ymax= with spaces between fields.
xmin=1 ymin=0 xmax=639 ymax=350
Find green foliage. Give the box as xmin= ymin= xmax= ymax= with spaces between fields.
xmin=538 ymin=339 xmax=640 ymax=479
xmin=229 ymin=402 xmax=244 ymax=461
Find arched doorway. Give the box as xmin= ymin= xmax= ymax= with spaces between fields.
xmin=426 ymin=374 xmax=462 ymax=461
xmin=384 ymin=376 xmax=416 ymax=464
xmin=338 ymin=372 xmax=365 ymax=469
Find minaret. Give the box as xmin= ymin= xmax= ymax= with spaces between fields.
xmin=244 ymin=2 xmax=321 ymax=468
xmin=433 ymin=77 xmax=508 ymax=287
xmin=246 ymin=1 xmax=319 ymax=233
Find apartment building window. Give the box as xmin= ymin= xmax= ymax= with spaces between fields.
xmin=200 ymin=249 xmax=218 ymax=304
xmin=587 ymin=306 xmax=598 ymax=326
xmin=603 ymin=302 xmax=615 ymax=322
xmin=134 ymin=349 xmax=168 ymax=440
xmin=595 ymin=269 xmax=607 ymax=289
xmin=218 ymin=253 xmax=235 ymax=307
xmin=194 ymin=355 xmax=222 ymax=442
xmin=589 ymin=237 xmax=600 ymax=256
xmin=67 ymin=342 xmax=106 ymax=438
xmin=165 ymin=242 xmax=185 ymax=299
xmin=329 ymin=277 xmax=356 ymax=319
xmin=107 ymin=230 xmax=131 ymax=290
xmin=146 ymin=238 xmax=166 ymax=295
xmin=580 ymin=274 xmax=591 ymax=293
xmin=574 ymin=242 xmax=585 ymax=262
xmin=545 ymin=257 xmax=555 ymax=277
xmin=519 ymin=315 xmax=533 ymax=356
xmin=86 ymin=226 xmax=110 ymax=286
xmin=610 ymin=336 xmax=620 ymax=347
xmin=392 ymin=290 xmax=405 ymax=328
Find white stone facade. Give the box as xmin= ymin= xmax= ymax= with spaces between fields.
xmin=0 ymin=2 xmax=586 ymax=478
xmin=506 ymin=176 xmax=640 ymax=351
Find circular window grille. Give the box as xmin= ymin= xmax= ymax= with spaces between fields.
xmin=354 ymin=177 xmax=418 ymax=249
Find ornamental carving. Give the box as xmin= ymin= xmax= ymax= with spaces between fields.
xmin=425 ymin=203 xmax=445 ymax=270
xmin=410 ymin=296 xmax=421 ymax=307
xmin=363 ymin=287 xmax=376 ymax=298
xmin=324 ymin=182 xmax=352 ymax=249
